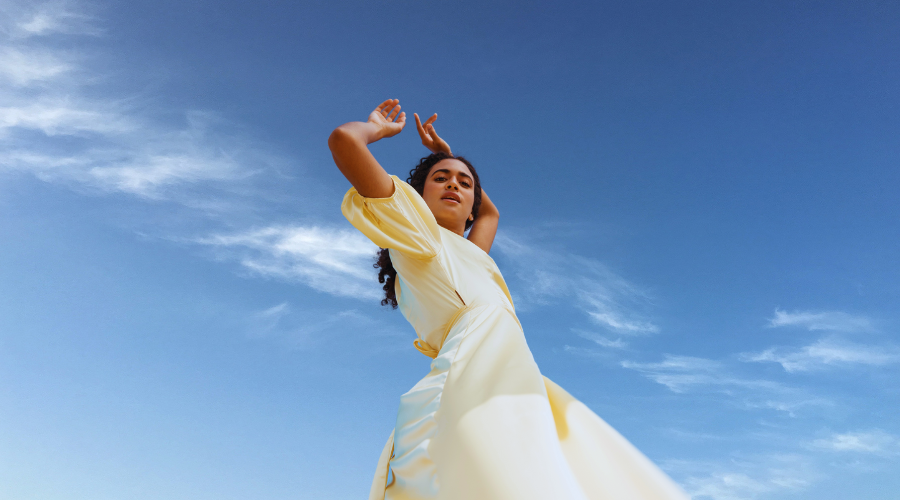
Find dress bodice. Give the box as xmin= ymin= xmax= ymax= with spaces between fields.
xmin=341 ymin=176 xmax=516 ymax=351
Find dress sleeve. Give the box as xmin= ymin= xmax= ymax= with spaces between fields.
xmin=341 ymin=175 xmax=442 ymax=260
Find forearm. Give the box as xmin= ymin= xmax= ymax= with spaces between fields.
xmin=329 ymin=121 xmax=384 ymax=147
xmin=467 ymin=188 xmax=499 ymax=253
xmin=328 ymin=122 xmax=393 ymax=198
xmin=478 ymin=189 xmax=499 ymax=217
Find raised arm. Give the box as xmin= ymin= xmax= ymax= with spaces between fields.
xmin=467 ymin=188 xmax=499 ymax=254
xmin=328 ymin=99 xmax=406 ymax=198
xmin=414 ymin=110 xmax=499 ymax=253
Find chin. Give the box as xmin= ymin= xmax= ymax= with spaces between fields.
xmin=437 ymin=210 xmax=463 ymax=223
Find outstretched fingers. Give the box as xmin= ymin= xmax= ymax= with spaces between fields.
xmin=368 ymin=100 xmax=406 ymax=138
xmin=414 ymin=112 xmax=439 ymax=144
xmin=374 ymin=99 xmax=395 ymax=115
xmin=387 ymin=103 xmax=402 ymax=121
xmin=414 ymin=113 xmax=430 ymax=143
xmin=427 ymin=123 xmax=443 ymax=142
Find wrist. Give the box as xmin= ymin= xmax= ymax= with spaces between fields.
xmin=373 ymin=126 xmax=392 ymax=143
xmin=358 ymin=122 xmax=382 ymax=144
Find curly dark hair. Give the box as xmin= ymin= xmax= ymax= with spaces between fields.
xmin=375 ymin=152 xmax=482 ymax=308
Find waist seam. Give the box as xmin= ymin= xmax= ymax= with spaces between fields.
xmin=412 ymin=304 xmax=518 ymax=358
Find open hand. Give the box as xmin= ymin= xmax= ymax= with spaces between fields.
xmin=414 ymin=113 xmax=452 ymax=155
xmin=368 ymin=99 xmax=406 ymax=139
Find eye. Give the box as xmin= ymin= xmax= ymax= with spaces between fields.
xmin=434 ymin=176 xmax=446 ymax=182
xmin=461 ymin=181 xmax=471 ymax=188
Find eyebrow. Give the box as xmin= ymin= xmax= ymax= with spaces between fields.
xmin=431 ymin=168 xmax=473 ymax=181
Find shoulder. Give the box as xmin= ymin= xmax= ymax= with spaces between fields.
xmin=341 ymin=175 xmax=442 ymax=260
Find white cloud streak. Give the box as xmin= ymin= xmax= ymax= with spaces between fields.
xmin=257 ymin=302 xmax=291 ymax=320
xmin=665 ymin=454 xmax=816 ymax=500
xmin=0 ymin=100 xmax=133 ymax=136
xmin=0 ymin=1 xmax=274 ymax=202
xmin=810 ymin=430 xmax=900 ymax=455
xmin=245 ymin=302 xmax=404 ymax=351
xmin=0 ymin=46 xmax=70 ymax=85
xmin=621 ymin=354 xmax=829 ymax=416
xmin=768 ymin=309 xmax=873 ymax=333
xmin=0 ymin=1 xmax=369 ymax=303
xmin=573 ymin=329 xmax=627 ymax=349
xmin=0 ymin=0 xmax=100 ymax=38
xmin=622 ymin=355 xmax=729 ymax=393
xmin=198 ymin=225 xmax=380 ymax=300
xmin=741 ymin=337 xmax=900 ymax=372
xmin=494 ymin=232 xmax=658 ymax=335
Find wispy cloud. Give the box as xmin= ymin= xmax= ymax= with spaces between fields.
xmin=665 ymin=454 xmax=816 ymax=500
xmin=810 ymin=430 xmax=900 ymax=455
xmin=0 ymin=0 xmax=100 ymax=38
xmin=621 ymin=354 xmax=828 ymax=416
xmin=573 ymin=328 xmax=628 ymax=349
xmin=245 ymin=301 xmax=404 ymax=351
xmin=622 ymin=355 xmax=728 ymax=393
xmin=768 ymin=309 xmax=873 ymax=333
xmin=0 ymin=1 xmax=277 ymax=203
xmin=741 ymin=337 xmax=900 ymax=372
xmin=248 ymin=302 xmax=292 ymax=337
xmin=0 ymin=46 xmax=70 ymax=86
xmin=0 ymin=1 xmax=373 ymax=302
xmin=664 ymin=428 xmax=732 ymax=442
xmin=198 ymin=225 xmax=380 ymax=300
xmin=665 ymin=430 xmax=900 ymax=499
xmin=0 ymin=99 xmax=133 ymax=136
xmin=494 ymin=232 xmax=658 ymax=335
xmin=0 ymin=2 xmax=88 ymax=94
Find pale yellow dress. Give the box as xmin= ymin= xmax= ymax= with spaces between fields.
xmin=342 ymin=175 xmax=690 ymax=500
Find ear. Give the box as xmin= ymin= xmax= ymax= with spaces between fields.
xmin=468 ymin=213 xmax=474 ymax=221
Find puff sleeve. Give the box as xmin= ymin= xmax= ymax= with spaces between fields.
xmin=341 ymin=175 xmax=442 ymax=260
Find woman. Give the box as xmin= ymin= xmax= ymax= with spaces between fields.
xmin=329 ymin=99 xmax=689 ymax=500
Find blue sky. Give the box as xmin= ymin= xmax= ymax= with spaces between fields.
xmin=1 ymin=1 xmax=898 ymax=499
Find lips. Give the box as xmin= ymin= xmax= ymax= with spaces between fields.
xmin=441 ymin=192 xmax=461 ymax=204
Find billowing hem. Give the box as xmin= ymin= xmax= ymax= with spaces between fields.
xmin=382 ymin=310 xmax=473 ymax=499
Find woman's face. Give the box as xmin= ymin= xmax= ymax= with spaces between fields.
xmin=421 ymin=159 xmax=476 ymax=235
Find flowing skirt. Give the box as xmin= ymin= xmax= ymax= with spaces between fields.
xmin=369 ymin=305 xmax=689 ymax=500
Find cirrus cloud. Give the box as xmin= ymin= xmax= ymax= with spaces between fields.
xmin=768 ymin=309 xmax=874 ymax=333
xmin=197 ymin=225 xmax=380 ymax=300
xmin=493 ymin=232 xmax=659 ymax=335
xmin=741 ymin=337 xmax=900 ymax=372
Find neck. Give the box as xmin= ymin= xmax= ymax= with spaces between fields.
xmin=437 ymin=220 xmax=466 ymax=236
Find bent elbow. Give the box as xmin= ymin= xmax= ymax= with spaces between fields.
xmin=480 ymin=207 xmax=499 ymax=219
xmin=328 ymin=126 xmax=350 ymax=151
